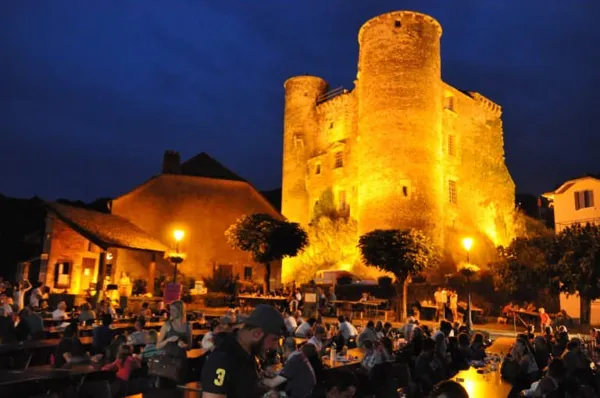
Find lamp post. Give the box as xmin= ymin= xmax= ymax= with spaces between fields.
xmin=171 ymin=230 xmax=185 ymax=283
xmin=461 ymin=237 xmax=475 ymax=331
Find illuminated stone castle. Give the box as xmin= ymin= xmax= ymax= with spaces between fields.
xmin=281 ymin=11 xmax=515 ymax=281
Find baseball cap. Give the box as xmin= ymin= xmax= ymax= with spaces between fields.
xmin=244 ymin=304 xmax=285 ymax=336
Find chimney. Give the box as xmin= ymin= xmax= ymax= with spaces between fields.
xmin=162 ymin=150 xmax=181 ymax=174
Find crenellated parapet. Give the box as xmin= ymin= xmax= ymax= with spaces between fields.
xmin=316 ymin=91 xmax=352 ymax=115
xmin=468 ymin=92 xmax=502 ymax=118
xmin=358 ymin=10 xmax=442 ymax=44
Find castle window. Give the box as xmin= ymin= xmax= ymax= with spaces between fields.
xmin=329 ymin=122 xmax=334 ymax=129
xmin=244 ymin=266 xmax=253 ymax=281
xmin=334 ymin=151 xmax=343 ymax=168
xmin=444 ymin=95 xmax=455 ymax=112
xmin=293 ymin=134 xmax=304 ymax=149
xmin=574 ymin=190 xmax=594 ymax=210
xmin=402 ymin=186 xmax=409 ymax=197
xmin=448 ymin=135 xmax=456 ymax=156
xmin=338 ymin=190 xmax=348 ymax=211
xmin=448 ymin=180 xmax=457 ymax=204
xmin=315 ymin=163 xmax=321 ymax=175
xmin=394 ymin=20 xmax=402 ymax=28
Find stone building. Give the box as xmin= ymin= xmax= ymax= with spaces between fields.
xmin=281 ymin=11 xmax=515 ymax=281
xmin=39 ymin=152 xmax=281 ymax=295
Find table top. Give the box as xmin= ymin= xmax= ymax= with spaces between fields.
xmin=237 ymin=295 xmax=288 ymax=300
xmin=454 ymin=367 xmax=512 ymax=397
xmin=322 ymin=347 xmax=364 ymax=369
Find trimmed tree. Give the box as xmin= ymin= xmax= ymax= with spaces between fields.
xmin=358 ymin=228 xmax=436 ymax=321
xmin=226 ymin=213 xmax=308 ymax=292
xmin=554 ymin=223 xmax=600 ymax=324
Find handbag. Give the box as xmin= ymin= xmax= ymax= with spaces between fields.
xmin=147 ymin=352 xmax=188 ymax=382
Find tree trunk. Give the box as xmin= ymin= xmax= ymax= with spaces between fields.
xmin=395 ymin=277 xmax=407 ymax=322
xmin=264 ymin=262 xmax=271 ymax=294
xmin=580 ymin=296 xmax=591 ymax=325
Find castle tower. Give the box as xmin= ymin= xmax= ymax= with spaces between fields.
xmin=282 ymin=76 xmax=328 ymax=227
xmin=356 ymin=11 xmax=444 ymax=243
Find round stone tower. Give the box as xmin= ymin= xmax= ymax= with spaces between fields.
xmin=282 ymin=76 xmax=328 ymax=228
xmin=356 ymin=11 xmax=444 ymax=243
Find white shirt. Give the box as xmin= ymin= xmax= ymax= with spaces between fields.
xmin=295 ymin=292 xmax=302 ymax=301
xmin=339 ymin=321 xmax=358 ymax=341
xmin=1 ymin=303 xmax=12 ymax=317
xmin=307 ymin=336 xmax=323 ymax=352
xmin=284 ymin=316 xmax=298 ymax=334
xmin=295 ymin=322 xmax=312 ymax=337
xmin=201 ymin=332 xmax=215 ymax=350
xmin=30 ymin=287 xmax=42 ymax=307
xmin=449 ymin=294 xmax=458 ymax=308
xmin=52 ymin=308 xmax=67 ymax=320
xmin=434 ymin=290 xmax=442 ymax=304
xmin=441 ymin=290 xmax=448 ymax=303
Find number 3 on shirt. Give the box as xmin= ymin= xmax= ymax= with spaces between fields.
xmin=214 ymin=368 xmax=226 ymax=386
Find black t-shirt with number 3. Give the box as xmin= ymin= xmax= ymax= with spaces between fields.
xmin=200 ymin=333 xmax=261 ymax=397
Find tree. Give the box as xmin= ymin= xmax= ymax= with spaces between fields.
xmin=554 ymin=223 xmax=600 ymax=324
xmin=226 ymin=213 xmax=308 ymax=292
xmin=358 ymin=229 xmax=436 ymax=321
xmin=492 ymin=236 xmax=557 ymax=299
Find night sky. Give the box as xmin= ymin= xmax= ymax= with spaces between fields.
xmin=1 ymin=1 xmax=599 ymax=202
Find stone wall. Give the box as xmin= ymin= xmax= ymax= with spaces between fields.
xmin=111 ymin=174 xmax=281 ymax=287
xmin=281 ymin=10 xmax=515 ymax=282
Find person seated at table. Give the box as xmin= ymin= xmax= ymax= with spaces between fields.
xmin=127 ymin=316 xmax=149 ymax=345
xmin=52 ymin=301 xmax=68 ymax=320
xmin=54 ymin=322 xmax=88 ymax=367
xmin=78 ymin=302 xmax=96 ymax=324
xmin=280 ymin=336 xmax=299 ymax=362
xmin=502 ymin=301 xmax=515 ymax=317
xmin=453 ymin=332 xmax=471 ymax=369
xmin=138 ymin=302 xmax=152 ymax=319
xmin=383 ymin=322 xmax=393 ymax=338
xmin=429 ymin=380 xmax=468 ymax=398
xmin=322 ymin=367 xmax=358 ymax=398
xmin=93 ymin=313 xmax=114 ymax=355
xmin=102 ymin=343 xmax=141 ymax=397
xmin=553 ymin=330 xmax=569 ymax=357
xmin=374 ymin=321 xmax=384 ymax=340
xmin=296 ymin=317 xmax=316 ymax=338
xmin=469 ymin=333 xmax=486 ymax=361
xmin=15 ymin=308 xmax=31 ymax=341
xmin=526 ymin=302 xmax=537 ymax=312
xmin=532 ymin=357 xmax=565 ymax=397
xmin=509 ymin=337 xmax=539 ymax=389
xmin=307 ymin=325 xmax=330 ymax=354
xmin=282 ymin=341 xmax=319 ymax=398
xmin=375 ymin=337 xmax=395 ymax=364
xmin=360 ymin=339 xmax=377 ymax=373
xmin=20 ymin=306 xmax=44 ymax=339
xmin=0 ymin=292 xmax=13 ymax=317
xmin=284 ymin=311 xmax=298 ymax=335
xmin=140 ymin=329 xmax=162 ymax=360
xmin=358 ymin=292 xmax=369 ymax=303
xmin=525 ymin=324 xmax=536 ymax=341
xmin=0 ymin=311 xmax=16 ymax=343
xmin=561 ymin=338 xmax=590 ymax=378
xmin=337 ymin=316 xmax=358 ymax=344
xmin=414 ymin=337 xmax=445 ymax=393
xmin=295 ymin=310 xmax=305 ymax=325
xmin=357 ymin=320 xmax=377 ymax=348
xmin=432 ymin=320 xmax=453 ymax=362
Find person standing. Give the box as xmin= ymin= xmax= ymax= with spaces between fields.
xmin=14 ymin=279 xmax=32 ymax=311
xmin=434 ymin=288 xmax=444 ymax=321
xmin=29 ymin=282 xmax=44 ymax=309
xmin=441 ymin=288 xmax=448 ymax=320
xmin=449 ymin=290 xmax=458 ymax=322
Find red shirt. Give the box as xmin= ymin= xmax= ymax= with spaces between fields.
xmin=540 ymin=312 xmax=550 ymax=326
xmin=102 ymin=356 xmax=141 ymax=380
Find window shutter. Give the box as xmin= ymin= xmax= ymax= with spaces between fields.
xmin=575 ymin=192 xmax=581 ymax=210
xmin=590 ymin=191 xmax=595 ymax=207
xmin=63 ymin=262 xmax=70 ymax=274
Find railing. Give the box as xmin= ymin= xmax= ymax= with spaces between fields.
xmin=556 ymin=217 xmax=600 ymax=232
xmin=317 ymin=86 xmax=347 ymax=104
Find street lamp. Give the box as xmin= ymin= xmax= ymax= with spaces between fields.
xmin=170 ymin=229 xmax=185 ymax=283
xmin=462 ymin=237 xmax=473 ymax=263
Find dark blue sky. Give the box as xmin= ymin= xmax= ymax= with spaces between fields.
xmin=1 ymin=1 xmax=599 ymax=201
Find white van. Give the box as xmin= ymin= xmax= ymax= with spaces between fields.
xmin=314 ymin=269 xmax=377 ymax=285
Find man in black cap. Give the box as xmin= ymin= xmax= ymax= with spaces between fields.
xmin=201 ymin=304 xmax=284 ymax=398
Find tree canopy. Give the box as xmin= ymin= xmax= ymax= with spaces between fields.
xmin=358 ymin=228 xmax=436 ymax=320
xmin=226 ymin=213 xmax=308 ymax=291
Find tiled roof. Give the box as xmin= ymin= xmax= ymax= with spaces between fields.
xmin=45 ymin=202 xmax=169 ymax=252
xmin=180 ymin=152 xmax=246 ymax=182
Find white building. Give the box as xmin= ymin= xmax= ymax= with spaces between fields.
xmin=544 ymin=175 xmax=600 ymax=324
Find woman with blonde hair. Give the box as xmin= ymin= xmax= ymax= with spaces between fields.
xmin=157 ymin=300 xmax=192 ymax=350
